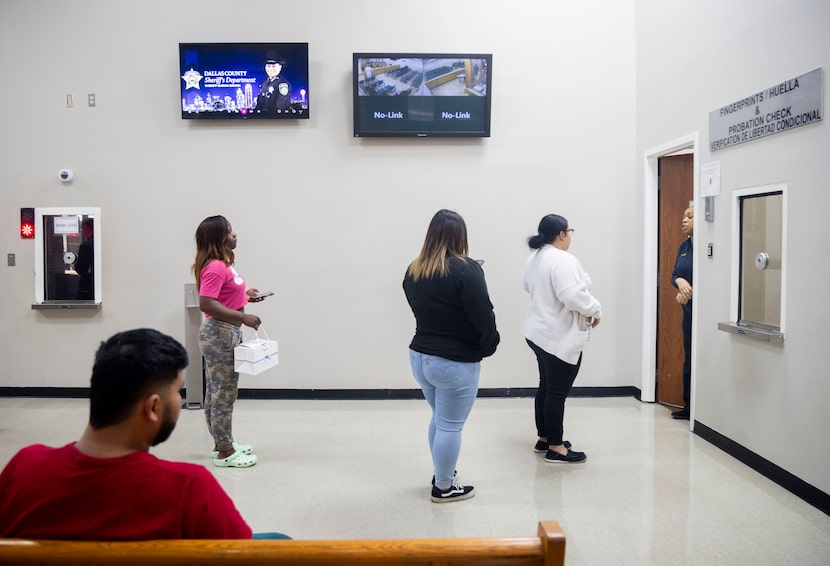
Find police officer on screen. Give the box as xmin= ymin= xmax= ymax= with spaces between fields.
xmin=256 ymin=52 xmax=291 ymax=113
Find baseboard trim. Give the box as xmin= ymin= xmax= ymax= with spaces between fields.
xmin=239 ymin=389 xmax=424 ymax=400
xmin=694 ymin=421 xmax=830 ymax=516
xmin=571 ymin=386 xmax=641 ymax=399
xmin=0 ymin=385 xmax=641 ymax=400
xmin=0 ymin=387 xmax=90 ymax=398
xmin=232 ymin=385 xmax=641 ymax=400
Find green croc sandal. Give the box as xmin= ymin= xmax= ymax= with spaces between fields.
xmin=213 ymin=450 xmax=258 ymax=468
xmin=210 ymin=442 xmax=253 ymax=458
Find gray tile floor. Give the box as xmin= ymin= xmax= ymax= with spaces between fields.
xmin=1 ymin=396 xmax=828 ymax=565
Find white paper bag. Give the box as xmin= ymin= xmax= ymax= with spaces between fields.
xmin=234 ymin=328 xmax=279 ymax=375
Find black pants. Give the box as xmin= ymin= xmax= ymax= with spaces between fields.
xmin=681 ymin=302 xmax=692 ymax=408
xmin=527 ymin=339 xmax=582 ymax=445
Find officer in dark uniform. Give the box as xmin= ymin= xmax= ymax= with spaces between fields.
xmin=256 ymin=52 xmax=291 ymax=113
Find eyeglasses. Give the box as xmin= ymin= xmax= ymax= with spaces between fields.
xmin=564 ymin=228 xmax=575 ymax=234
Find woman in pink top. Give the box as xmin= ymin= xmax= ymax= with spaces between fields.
xmin=193 ymin=215 xmax=269 ymax=468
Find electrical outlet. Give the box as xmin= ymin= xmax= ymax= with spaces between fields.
xmin=7 ymin=253 xmax=15 ymax=267
xmin=66 ymin=94 xmax=74 ymax=108
xmin=88 ymin=93 xmax=96 ymax=107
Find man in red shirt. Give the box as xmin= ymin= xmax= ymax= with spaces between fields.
xmin=0 ymin=328 xmax=254 ymax=540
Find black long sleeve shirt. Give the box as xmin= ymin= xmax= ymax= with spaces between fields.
xmin=403 ymin=257 xmax=500 ymax=362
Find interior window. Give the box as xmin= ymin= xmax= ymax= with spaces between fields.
xmin=738 ymin=192 xmax=783 ymax=330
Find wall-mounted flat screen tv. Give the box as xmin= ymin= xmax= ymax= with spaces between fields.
xmin=179 ymin=42 xmax=309 ymax=119
xmin=353 ymin=53 xmax=491 ymax=137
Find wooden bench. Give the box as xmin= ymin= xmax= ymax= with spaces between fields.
xmin=0 ymin=520 xmax=565 ymax=565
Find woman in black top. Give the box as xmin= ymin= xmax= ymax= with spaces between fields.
xmin=403 ymin=210 xmax=499 ymax=503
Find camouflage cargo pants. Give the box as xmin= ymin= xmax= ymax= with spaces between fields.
xmin=198 ymin=317 xmax=242 ymax=452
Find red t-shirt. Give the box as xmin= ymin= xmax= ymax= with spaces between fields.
xmin=0 ymin=444 xmax=252 ymax=540
xmin=199 ymin=260 xmax=248 ymax=315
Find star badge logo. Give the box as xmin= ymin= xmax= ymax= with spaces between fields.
xmin=278 ymin=83 xmax=289 ymax=96
xmin=181 ymin=68 xmax=203 ymax=90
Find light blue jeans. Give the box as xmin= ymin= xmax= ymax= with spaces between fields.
xmin=409 ymin=350 xmax=480 ymax=490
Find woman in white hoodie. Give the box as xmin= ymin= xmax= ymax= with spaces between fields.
xmin=523 ymin=214 xmax=601 ymax=463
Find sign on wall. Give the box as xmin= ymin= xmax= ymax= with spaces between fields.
xmin=53 ymin=216 xmax=80 ymax=235
xmin=709 ymin=67 xmax=823 ymax=152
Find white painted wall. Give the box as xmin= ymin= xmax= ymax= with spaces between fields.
xmin=2 ymin=0 xmax=827 ymax=502
xmin=0 ymin=1 xmax=637 ymax=390
xmin=636 ymin=0 xmax=830 ymax=494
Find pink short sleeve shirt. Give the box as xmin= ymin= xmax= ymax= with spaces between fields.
xmin=199 ymin=260 xmax=247 ymax=316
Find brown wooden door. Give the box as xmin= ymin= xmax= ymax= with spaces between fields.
xmin=657 ymin=154 xmax=693 ymax=406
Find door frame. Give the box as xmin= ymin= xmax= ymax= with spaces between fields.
xmin=640 ymin=133 xmax=698 ymax=426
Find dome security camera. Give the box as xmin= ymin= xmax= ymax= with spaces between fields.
xmin=58 ymin=169 xmax=74 ymax=183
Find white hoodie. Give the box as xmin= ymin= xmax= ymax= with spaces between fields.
xmin=523 ymin=245 xmax=602 ymax=364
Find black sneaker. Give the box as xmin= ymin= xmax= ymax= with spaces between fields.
xmin=534 ymin=440 xmax=571 ymax=453
xmin=431 ymin=480 xmax=476 ymax=503
xmin=431 ymin=470 xmax=457 ymax=486
xmin=671 ymin=408 xmax=690 ymax=420
xmin=544 ymin=449 xmax=587 ymax=463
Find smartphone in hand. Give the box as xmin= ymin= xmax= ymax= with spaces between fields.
xmin=250 ymin=291 xmax=274 ymax=300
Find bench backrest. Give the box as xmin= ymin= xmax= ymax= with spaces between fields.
xmin=0 ymin=520 xmax=565 ymax=566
